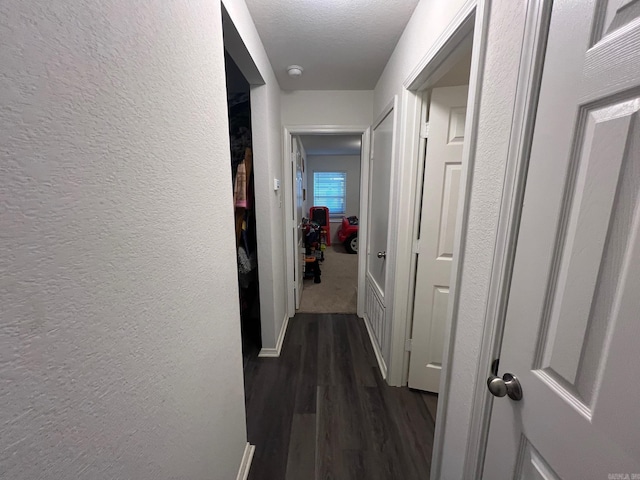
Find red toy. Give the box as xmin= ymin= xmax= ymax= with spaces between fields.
xmin=337 ymin=216 xmax=359 ymax=254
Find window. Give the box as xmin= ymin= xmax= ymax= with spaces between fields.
xmin=313 ymin=171 xmax=346 ymax=215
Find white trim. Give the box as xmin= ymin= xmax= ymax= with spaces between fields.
xmin=367 ymin=97 xmax=398 ymax=379
xmin=430 ymin=3 xmax=489 ymax=478
xmin=362 ymin=312 xmax=388 ymax=380
xmin=235 ymin=442 xmax=255 ymax=480
xmin=376 ymin=0 xmax=488 ymax=473
xmin=284 ymin=127 xmax=296 ymax=318
xmin=386 ymin=88 xmax=424 ymax=387
xmin=367 ymin=273 xmax=385 ymax=303
xmin=404 ymin=0 xmax=477 ymax=91
xmin=357 ymin=128 xmax=371 ymax=318
xmin=396 ymin=89 xmax=430 ymax=387
xmin=283 ymin=125 xmax=371 ymax=320
xmin=258 ymin=313 xmax=290 ymax=357
xmin=462 ymin=1 xmax=551 ymax=476
xmin=387 ymin=1 xmax=480 ymax=389
xmin=383 ymin=97 xmax=400 ymax=371
xmin=372 ymin=98 xmax=395 ymax=130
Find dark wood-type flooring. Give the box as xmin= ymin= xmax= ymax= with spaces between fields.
xmin=244 ymin=313 xmax=438 ymax=480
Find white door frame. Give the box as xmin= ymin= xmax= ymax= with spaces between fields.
xmin=363 ymin=97 xmax=399 ymax=381
xmin=283 ymin=125 xmax=371 ymax=319
xmin=460 ymin=2 xmax=567 ymax=477
xmin=387 ymin=1 xmax=479 ymax=387
xmin=383 ymin=0 xmax=491 ymax=475
xmin=384 ymin=0 xmax=551 ymax=477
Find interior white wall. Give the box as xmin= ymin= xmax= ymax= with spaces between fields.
xmin=368 ymin=0 xmax=470 ymax=388
xmin=373 ymin=0 xmax=469 ymax=117
xmin=307 ymin=155 xmax=361 ymax=243
xmin=438 ymin=3 xmax=528 ymax=477
xmin=281 ymin=90 xmax=374 ymax=126
xmin=222 ymin=0 xmax=287 ymax=347
xmin=432 ymin=49 xmax=472 ymax=88
xmin=0 ymin=2 xmax=247 ymax=479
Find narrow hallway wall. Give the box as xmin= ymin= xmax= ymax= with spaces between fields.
xmin=0 ymin=1 xmax=247 ymax=479
xmin=367 ymin=0 xmax=470 ymax=387
xmin=373 ymin=0 xmax=468 ymax=116
xmin=281 ymin=90 xmax=374 ymax=126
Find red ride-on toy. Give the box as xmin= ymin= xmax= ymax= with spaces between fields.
xmin=337 ymin=216 xmax=359 ymax=254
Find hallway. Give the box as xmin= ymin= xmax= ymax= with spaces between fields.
xmin=244 ymin=314 xmax=437 ymax=479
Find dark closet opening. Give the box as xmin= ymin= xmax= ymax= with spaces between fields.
xmin=224 ymin=51 xmax=262 ymax=365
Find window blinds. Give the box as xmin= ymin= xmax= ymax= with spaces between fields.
xmin=313 ymin=171 xmax=346 ymax=215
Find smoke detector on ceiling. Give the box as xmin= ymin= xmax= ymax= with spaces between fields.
xmin=287 ymin=65 xmax=304 ymax=77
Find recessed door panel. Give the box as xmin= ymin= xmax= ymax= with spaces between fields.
xmin=484 ymin=1 xmax=640 ymax=477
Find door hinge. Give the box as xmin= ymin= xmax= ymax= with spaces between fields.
xmin=413 ymin=239 xmax=421 ymax=254
xmin=420 ymin=122 xmax=430 ymax=139
xmin=405 ymin=339 xmax=412 ymax=352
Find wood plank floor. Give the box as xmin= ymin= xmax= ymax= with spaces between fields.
xmin=244 ymin=313 xmax=437 ymax=480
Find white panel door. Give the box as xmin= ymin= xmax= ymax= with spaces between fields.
xmin=408 ymin=86 xmax=468 ymax=393
xmin=484 ymin=1 xmax=640 ymax=478
xmin=292 ymin=138 xmax=304 ymax=309
xmin=364 ymin=105 xmax=395 ymax=362
xmin=367 ymin=109 xmax=394 ymax=296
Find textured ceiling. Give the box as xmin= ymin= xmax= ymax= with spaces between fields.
xmin=299 ymin=135 xmax=362 ymax=156
xmin=245 ymin=0 xmax=420 ymax=90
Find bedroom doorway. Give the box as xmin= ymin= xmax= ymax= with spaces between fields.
xmin=283 ymin=127 xmax=371 ymax=319
xmin=294 ymin=134 xmax=362 ymax=314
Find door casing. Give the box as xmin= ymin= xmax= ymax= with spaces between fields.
xmin=363 ymin=97 xmax=399 ymax=380
xmin=291 ymin=137 xmax=304 ymax=309
xmin=283 ymin=126 xmax=371 ymax=319
xmin=385 ymin=1 xmax=491 ymax=478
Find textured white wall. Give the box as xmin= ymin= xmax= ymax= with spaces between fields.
xmin=0 ymin=2 xmax=247 ymax=479
xmin=281 ymin=90 xmax=374 ymax=126
xmin=368 ymin=0 xmax=469 ymax=387
xmin=438 ymin=3 xmax=528 ymax=477
xmin=373 ymin=0 xmax=468 ymax=117
xmin=223 ymin=0 xmax=288 ymax=347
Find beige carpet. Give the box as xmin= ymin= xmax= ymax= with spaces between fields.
xmin=298 ymin=243 xmax=358 ymax=313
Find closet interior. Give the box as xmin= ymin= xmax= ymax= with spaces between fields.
xmin=224 ymin=51 xmax=262 ymax=365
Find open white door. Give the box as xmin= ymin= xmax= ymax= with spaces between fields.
xmin=484 ymin=1 xmax=640 ymax=477
xmin=408 ymin=86 xmax=468 ymax=393
xmin=364 ymin=102 xmax=396 ymax=373
xmin=292 ymin=137 xmax=304 ymax=309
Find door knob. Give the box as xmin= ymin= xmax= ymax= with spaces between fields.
xmin=377 ymin=251 xmax=386 ymax=259
xmin=487 ymin=373 xmax=522 ymax=401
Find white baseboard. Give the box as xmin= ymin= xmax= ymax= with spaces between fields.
xmin=362 ymin=314 xmax=388 ymax=379
xmin=236 ymin=442 xmax=255 ymax=480
xmin=258 ymin=313 xmax=290 ymax=357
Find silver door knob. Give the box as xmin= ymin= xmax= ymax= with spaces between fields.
xmin=377 ymin=251 xmax=386 ymax=259
xmin=487 ymin=373 xmax=522 ymax=401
